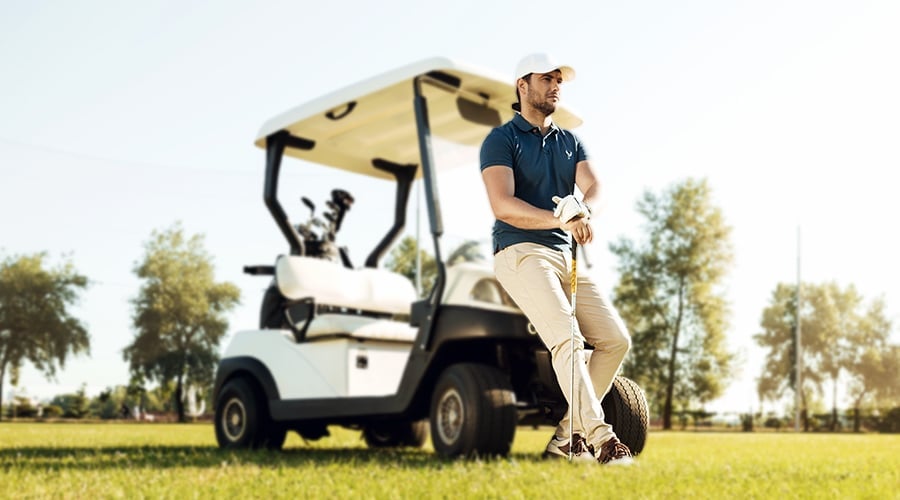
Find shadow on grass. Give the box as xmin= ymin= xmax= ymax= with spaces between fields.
xmin=0 ymin=445 xmax=546 ymax=471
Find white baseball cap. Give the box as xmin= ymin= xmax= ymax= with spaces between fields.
xmin=514 ymin=53 xmax=576 ymax=82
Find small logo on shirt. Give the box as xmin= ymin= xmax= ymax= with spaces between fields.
xmin=565 ymin=150 xmax=573 ymax=160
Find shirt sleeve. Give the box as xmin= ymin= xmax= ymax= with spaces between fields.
xmin=480 ymin=127 xmax=514 ymax=171
xmin=572 ymin=132 xmax=588 ymax=163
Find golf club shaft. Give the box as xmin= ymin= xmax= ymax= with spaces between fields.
xmin=569 ymin=239 xmax=577 ymax=461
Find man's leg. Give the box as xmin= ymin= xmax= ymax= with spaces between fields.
xmin=572 ymin=274 xmax=631 ymax=449
xmin=493 ymin=243 xmax=594 ymax=449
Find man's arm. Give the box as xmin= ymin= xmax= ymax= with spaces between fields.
xmin=481 ymin=165 xmax=559 ymax=230
xmin=566 ymin=159 xmax=601 ymax=245
xmin=481 ymin=160 xmax=601 ymax=244
xmin=575 ymin=159 xmax=601 ymax=213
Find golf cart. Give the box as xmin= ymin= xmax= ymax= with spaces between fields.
xmin=212 ymin=58 xmax=649 ymax=457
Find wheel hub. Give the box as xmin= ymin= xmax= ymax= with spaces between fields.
xmin=436 ymin=388 xmax=464 ymax=444
xmin=222 ymin=397 xmax=247 ymax=441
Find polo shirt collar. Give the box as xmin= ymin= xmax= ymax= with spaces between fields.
xmin=512 ymin=113 xmax=559 ymax=135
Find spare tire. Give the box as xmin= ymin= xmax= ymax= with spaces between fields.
xmin=600 ymin=376 xmax=649 ymax=455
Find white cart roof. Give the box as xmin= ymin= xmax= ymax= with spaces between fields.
xmin=254 ymin=57 xmax=582 ymax=180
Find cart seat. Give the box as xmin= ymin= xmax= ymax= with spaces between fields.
xmin=304 ymin=314 xmax=418 ymax=343
xmin=275 ymin=255 xmax=416 ymax=316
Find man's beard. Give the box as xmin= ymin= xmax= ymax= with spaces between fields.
xmin=527 ymin=93 xmax=557 ymax=116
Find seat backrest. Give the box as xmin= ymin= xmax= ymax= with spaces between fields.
xmin=275 ymin=255 xmax=416 ymax=316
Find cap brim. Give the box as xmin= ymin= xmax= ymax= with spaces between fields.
xmin=520 ymin=65 xmax=576 ymax=82
xmin=555 ymin=65 xmax=576 ymax=82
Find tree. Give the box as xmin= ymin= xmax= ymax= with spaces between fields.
xmin=845 ymin=297 xmax=897 ymax=431
xmin=796 ymin=282 xmax=857 ymax=431
xmin=384 ymin=237 xmax=484 ymax=297
xmin=385 ymin=236 xmax=437 ymax=297
xmin=876 ymin=346 xmax=900 ymax=407
xmin=446 ymin=240 xmax=486 ymax=266
xmin=92 ymin=385 xmax=138 ymax=419
xmin=755 ymin=281 xmax=896 ymax=432
xmin=609 ymin=178 xmax=734 ymax=429
xmin=50 ymin=384 xmax=91 ymax=419
xmin=755 ymin=283 xmax=824 ymax=431
xmin=123 ymin=223 xmax=240 ymax=422
xmin=0 ymin=253 xmax=89 ymax=421
xmin=10 ymin=395 xmax=39 ymax=418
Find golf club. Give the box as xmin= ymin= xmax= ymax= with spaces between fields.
xmin=568 ymin=223 xmax=607 ymax=462
xmin=569 ymin=239 xmax=577 ymax=461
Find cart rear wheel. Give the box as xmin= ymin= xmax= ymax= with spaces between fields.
xmin=601 ymin=376 xmax=649 ymax=455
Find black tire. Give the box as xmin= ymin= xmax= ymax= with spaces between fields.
xmin=363 ymin=419 xmax=428 ymax=449
xmin=430 ymin=363 xmax=517 ymax=458
xmin=215 ymin=378 xmax=260 ymax=449
xmin=214 ymin=377 xmax=285 ymax=450
xmin=600 ymin=376 xmax=649 ymax=455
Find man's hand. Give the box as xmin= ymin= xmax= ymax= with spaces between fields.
xmin=553 ymin=195 xmax=593 ymax=244
xmin=562 ymin=217 xmax=593 ymax=244
xmin=552 ymin=195 xmax=590 ymax=224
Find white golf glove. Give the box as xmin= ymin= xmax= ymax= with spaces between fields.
xmin=552 ymin=195 xmax=590 ymax=224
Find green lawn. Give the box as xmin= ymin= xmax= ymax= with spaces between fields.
xmin=1 ymin=422 xmax=897 ymax=498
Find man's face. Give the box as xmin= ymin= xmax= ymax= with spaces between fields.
xmin=523 ymin=70 xmax=563 ymax=116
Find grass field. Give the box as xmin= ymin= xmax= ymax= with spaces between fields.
xmin=1 ymin=422 xmax=897 ymax=499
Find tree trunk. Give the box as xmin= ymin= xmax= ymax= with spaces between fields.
xmin=174 ymin=375 xmax=185 ymax=423
xmin=0 ymin=362 xmax=5 ymax=422
xmin=801 ymin=389 xmax=809 ymax=432
xmin=662 ymin=281 xmax=686 ymax=430
xmin=663 ymin=339 xmax=678 ymax=430
xmin=852 ymin=393 xmax=865 ymax=433
xmin=831 ymin=378 xmax=838 ymax=432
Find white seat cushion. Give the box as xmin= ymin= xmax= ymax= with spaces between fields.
xmin=275 ymin=255 xmax=416 ymax=316
xmin=306 ymin=313 xmax=418 ymax=343
xmin=305 ymin=314 xmax=373 ymax=338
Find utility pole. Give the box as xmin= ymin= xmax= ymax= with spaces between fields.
xmin=795 ymin=226 xmax=802 ymax=432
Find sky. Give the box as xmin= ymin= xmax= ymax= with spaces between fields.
xmin=1 ymin=0 xmax=898 ymax=415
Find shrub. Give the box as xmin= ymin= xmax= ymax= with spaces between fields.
xmin=764 ymin=417 xmax=783 ymax=430
xmin=10 ymin=397 xmax=39 ymax=418
xmin=878 ymin=407 xmax=900 ymax=433
xmin=41 ymin=405 xmax=64 ymax=418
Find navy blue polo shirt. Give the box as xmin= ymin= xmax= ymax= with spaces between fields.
xmin=480 ymin=113 xmax=588 ymax=254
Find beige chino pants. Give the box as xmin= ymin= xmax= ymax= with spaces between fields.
xmin=494 ymin=242 xmax=631 ymax=449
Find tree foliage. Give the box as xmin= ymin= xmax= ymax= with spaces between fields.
xmin=609 ymin=178 xmax=734 ymax=429
xmin=385 ymin=236 xmax=436 ymax=297
xmin=123 ymin=223 xmax=240 ymax=422
xmin=384 ymin=237 xmax=484 ymax=297
xmin=0 ymin=253 xmax=89 ymax=420
xmin=756 ymin=281 xmax=897 ymax=431
xmin=49 ymin=384 xmax=91 ymax=419
xmin=446 ymin=240 xmax=486 ymax=266
xmin=846 ymin=299 xmax=899 ymax=413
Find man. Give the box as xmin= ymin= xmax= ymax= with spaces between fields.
xmin=480 ymin=53 xmax=633 ymax=465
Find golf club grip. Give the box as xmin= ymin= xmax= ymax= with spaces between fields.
xmin=570 ymin=241 xmax=578 ymax=299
